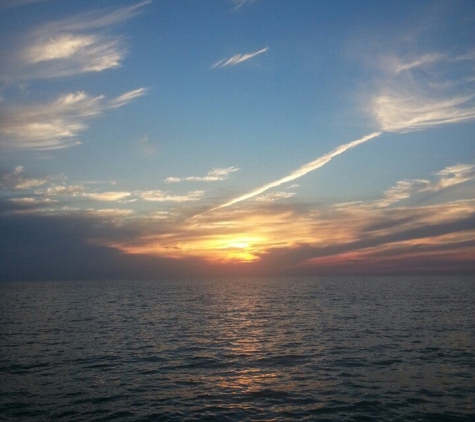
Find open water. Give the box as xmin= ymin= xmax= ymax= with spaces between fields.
xmin=0 ymin=276 xmax=474 ymax=421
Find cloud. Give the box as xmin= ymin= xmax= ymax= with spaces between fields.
xmin=9 ymin=197 xmax=56 ymax=206
xmin=0 ymin=166 xmax=51 ymax=189
xmin=372 ymin=50 xmax=475 ymax=132
xmin=109 ymin=88 xmax=147 ymax=108
xmin=42 ymin=184 xmax=85 ymax=197
xmin=255 ymin=191 xmax=296 ymax=202
xmin=374 ymin=163 xmax=475 ymax=207
xmin=212 ymin=47 xmax=268 ymax=69
xmin=214 ymin=131 xmax=382 ymax=209
xmin=85 ymin=208 xmax=134 ymax=218
xmin=165 ymin=167 xmax=240 ymax=183
xmin=1 ymin=161 xmax=473 ymax=278
xmin=435 ymin=164 xmax=475 ymax=190
xmin=392 ymin=53 xmax=445 ymax=73
xmin=0 ymin=0 xmax=54 ymax=10
xmin=231 ymin=0 xmax=258 ymax=11
xmin=1 ymin=1 xmax=150 ymax=81
xmin=135 ymin=134 xmax=157 ymax=156
xmin=0 ymin=88 xmax=146 ymax=150
xmin=374 ymin=93 xmax=475 ymax=132
xmin=375 ymin=179 xmax=431 ymax=207
xmin=85 ymin=192 xmax=131 ymax=202
xmin=138 ymin=190 xmax=205 ymax=202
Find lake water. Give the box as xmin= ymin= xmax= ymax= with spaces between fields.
xmin=1 ymin=276 xmax=474 ymax=421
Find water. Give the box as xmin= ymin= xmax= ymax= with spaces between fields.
xmin=1 ymin=276 xmax=474 ymax=421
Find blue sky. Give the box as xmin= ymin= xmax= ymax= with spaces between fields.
xmin=1 ymin=0 xmax=474 ymax=279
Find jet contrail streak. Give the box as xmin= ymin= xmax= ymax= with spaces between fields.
xmin=215 ymin=131 xmax=382 ymax=210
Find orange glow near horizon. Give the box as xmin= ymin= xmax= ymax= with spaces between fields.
xmin=113 ymin=232 xmax=269 ymax=263
xmin=100 ymin=200 xmax=475 ymax=271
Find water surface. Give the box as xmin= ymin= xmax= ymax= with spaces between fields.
xmin=1 ymin=276 xmax=474 ymax=421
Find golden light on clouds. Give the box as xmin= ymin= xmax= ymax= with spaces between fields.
xmin=101 ymin=197 xmax=475 ymax=273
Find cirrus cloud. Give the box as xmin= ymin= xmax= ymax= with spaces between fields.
xmin=165 ymin=167 xmax=240 ymax=183
xmin=0 ymin=1 xmax=150 ymax=81
xmin=0 ymin=88 xmax=147 ymax=150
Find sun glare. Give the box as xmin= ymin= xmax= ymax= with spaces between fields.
xmin=216 ymin=237 xmax=264 ymax=262
xmin=227 ymin=241 xmax=250 ymax=249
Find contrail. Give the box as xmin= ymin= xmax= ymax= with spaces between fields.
xmin=214 ymin=131 xmax=382 ymax=210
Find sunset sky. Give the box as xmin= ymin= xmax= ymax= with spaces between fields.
xmin=1 ymin=0 xmax=474 ymax=280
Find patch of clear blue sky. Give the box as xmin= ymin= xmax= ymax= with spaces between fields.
xmin=0 ymin=0 xmax=474 ymax=207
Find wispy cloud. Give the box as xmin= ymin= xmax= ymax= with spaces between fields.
xmin=42 ymin=184 xmax=85 ymax=197
xmin=367 ymin=163 xmax=475 ymax=208
xmin=85 ymin=192 xmax=131 ymax=202
xmin=165 ymin=167 xmax=239 ymax=183
xmin=0 ymin=166 xmax=50 ymax=189
xmin=231 ymin=0 xmax=258 ymax=11
xmin=375 ymin=179 xmax=432 ymax=207
xmin=372 ymin=50 xmax=475 ymax=132
xmin=212 ymin=47 xmax=268 ymax=69
xmin=374 ymin=93 xmax=475 ymax=132
xmin=392 ymin=53 xmax=445 ymax=73
xmin=109 ymin=88 xmax=147 ymax=108
xmin=1 ymin=1 xmax=150 ymax=81
xmin=0 ymin=88 xmax=146 ymax=150
xmin=255 ymin=191 xmax=296 ymax=203
xmin=138 ymin=190 xmax=205 ymax=202
xmin=9 ymin=197 xmax=56 ymax=206
xmin=435 ymin=164 xmax=475 ymax=190
xmin=215 ymin=131 xmax=382 ymax=209
xmin=0 ymin=0 xmax=53 ymax=10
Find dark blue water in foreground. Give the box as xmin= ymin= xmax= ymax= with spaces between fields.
xmin=1 ymin=276 xmax=474 ymax=421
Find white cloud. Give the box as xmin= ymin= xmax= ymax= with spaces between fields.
xmin=373 ymin=92 xmax=475 ymax=132
xmin=231 ymin=0 xmax=258 ymax=10
xmin=0 ymin=88 xmax=146 ymax=150
xmin=1 ymin=1 xmax=150 ymax=80
xmin=85 ymin=192 xmax=131 ymax=202
xmin=212 ymin=47 xmax=268 ymax=69
xmin=372 ymin=50 xmax=475 ymax=132
xmin=86 ymin=208 xmax=134 ymax=218
xmin=9 ymin=197 xmax=56 ymax=205
xmin=42 ymin=184 xmax=85 ymax=196
xmin=138 ymin=190 xmax=204 ymax=202
xmin=374 ymin=163 xmax=475 ymax=207
xmin=435 ymin=163 xmax=475 ymax=190
xmin=392 ymin=53 xmax=445 ymax=73
xmin=109 ymin=88 xmax=147 ymax=108
xmin=375 ymin=179 xmax=431 ymax=207
xmin=165 ymin=167 xmax=240 ymax=183
xmin=214 ymin=132 xmax=382 ymax=210
xmin=255 ymin=192 xmax=295 ymax=202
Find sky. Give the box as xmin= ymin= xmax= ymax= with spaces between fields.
xmin=0 ymin=0 xmax=474 ymax=280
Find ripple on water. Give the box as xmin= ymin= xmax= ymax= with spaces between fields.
xmin=0 ymin=276 xmax=474 ymax=421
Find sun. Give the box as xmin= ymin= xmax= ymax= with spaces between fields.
xmin=217 ymin=237 xmax=263 ymax=262
xmin=227 ymin=241 xmax=250 ymax=249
